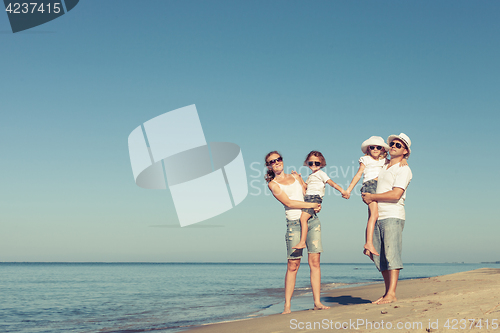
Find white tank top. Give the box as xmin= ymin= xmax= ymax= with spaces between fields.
xmin=273 ymin=177 xmax=304 ymax=220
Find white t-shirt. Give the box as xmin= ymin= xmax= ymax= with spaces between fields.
xmin=376 ymin=163 xmax=412 ymax=220
xmin=305 ymin=169 xmax=330 ymax=197
xmin=273 ymin=177 xmax=304 ymax=220
xmin=359 ymin=155 xmax=386 ymax=183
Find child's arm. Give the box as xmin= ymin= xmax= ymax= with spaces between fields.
xmin=344 ymin=163 xmax=365 ymax=199
xmin=399 ymin=158 xmax=408 ymax=167
xmin=326 ymin=179 xmax=346 ymax=196
xmin=291 ymin=171 xmax=307 ymax=194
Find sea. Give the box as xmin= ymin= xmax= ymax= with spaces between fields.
xmin=2 ymin=262 xmax=499 ymax=333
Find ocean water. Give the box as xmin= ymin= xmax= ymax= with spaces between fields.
xmin=2 ymin=262 xmax=499 ymax=333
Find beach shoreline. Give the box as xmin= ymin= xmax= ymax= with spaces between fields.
xmin=181 ymin=268 xmax=500 ymax=332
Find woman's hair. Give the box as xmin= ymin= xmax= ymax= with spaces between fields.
xmin=264 ymin=151 xmax=281 ymax=183
xmin=303 ymin=151 xmax=326 ymax=167
xmin=365 ymin=147 xmax=388 ymax=160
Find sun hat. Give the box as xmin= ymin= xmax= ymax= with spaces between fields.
xmin=361 ymin=136 xmax=390 ymax=154
xmin=387 ymin=133 xmax=411 ymax=159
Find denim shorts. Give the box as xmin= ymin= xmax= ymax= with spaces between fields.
xmin=285 ymin=215 xmax=323 ymax=259
xmin=301 ymin=194 xmax=322 ymax=217
xmin=373 ymin=218 xmax=405 ymax=272
xmin=360 ymin=179 xmax=377 ymax=194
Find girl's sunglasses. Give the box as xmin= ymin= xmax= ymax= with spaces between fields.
xmin=308 ymin=161 xmax=321 ymax=166
xmin=266 ymin=156 xmax=282 ymax=166
xmin=389 ymin=142 xmax=406 ymax=149
xmin=369 ymin=146 xmax=383 ymax=151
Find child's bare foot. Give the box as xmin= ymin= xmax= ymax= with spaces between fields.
xmin=363 ymin=249 xmax=374 ymax=262
xmin=364 ymin=243 xmax=379 ymax=256
xmin=292 ymin=242 xmax=306 ymax=249
xmin=313 ymin=302 xmax=330 ymax=310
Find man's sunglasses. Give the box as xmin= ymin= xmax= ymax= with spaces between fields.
xmin=266 ymin=156 xmax=283 ymax=165
xmin=308 ymin=161 xmax=321 ymax=166
xmin=369 ymin=146 xmax=383 ymax=151
xmin=390 ymin=142 xmax=406 ymax=149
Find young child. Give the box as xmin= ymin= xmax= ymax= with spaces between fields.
xmin=344 ymin=136 xmax=407 ymax=258
xmin=292 ymin=151 xmax=346 ymax=250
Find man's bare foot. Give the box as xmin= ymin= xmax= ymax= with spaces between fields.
xmin=282 ymin=303 xmax=291 ymax=314
xmin=364 ymin=243 xmax=379 ymax=256
xmin=363 ymin=249 xmax=374 ymax=262
xmin=314 ymin=303 xmax=330 ymax=310
xmin=372 ymin=295 xmax=384 ymax=304
xmin=375 ymin=295 xmax=397 ymax=304
xmin=292 ymin=242 xmax=306 ymax=249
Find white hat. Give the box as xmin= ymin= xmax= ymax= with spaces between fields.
xmin=361 ymin=136 xmax=390 ymax=154
xmin=387 ymin=133 xmax=411 ymax=159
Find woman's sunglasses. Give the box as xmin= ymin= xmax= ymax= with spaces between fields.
xmin=308 ymin=161 xmax=321 ymax=166
xmin=266 ymin=156 xmax=282 ymax=166
xmin=389 ymin=142 xmax=406 ymax=149
xmin=369 ymin=146 xmax=383 ymax=151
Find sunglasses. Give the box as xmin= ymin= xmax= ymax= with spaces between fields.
xmin=266 ymin=156 xmax=282 ymax=166
xmin=389 ymin=141 xmax=406 ymax=149
xmin=308 ymin=161 xmax=321 ymax=166
xmin=369 ymin=146 xmax=383 ymax=151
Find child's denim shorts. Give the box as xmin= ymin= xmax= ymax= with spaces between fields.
xmin=301 ymin=194 xmax=322 ymax=217
xmin=360 ymin=179 xmax=377 ymax=194
xmin=285 ymin=215 xmax=323 ymax=259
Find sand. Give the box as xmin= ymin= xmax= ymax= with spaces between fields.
xmin=183 ymin=268 xmax=500 ymax=332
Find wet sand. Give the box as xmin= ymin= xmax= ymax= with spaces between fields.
xmin=182 ymin=268 xmax=500 ymax=332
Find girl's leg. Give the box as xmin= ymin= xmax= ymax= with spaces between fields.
xmin=364 ymin=201 xmax=379 ymax=257
xmin=283 ymin=259 xmax=301 ymax=314
xmin=292 ymin=211 xmax=311 ymax=249
xmin=308 ymin=253 xmax=330 ymax=310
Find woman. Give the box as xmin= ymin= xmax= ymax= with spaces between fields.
xmin=265 ymin=151 xmax=330 ymax=314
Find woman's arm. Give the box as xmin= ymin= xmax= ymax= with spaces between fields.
xmin=344 ymin=163 xmax=365 ymax=199
xmin=268 ymin=181 xmax=320 ymax=210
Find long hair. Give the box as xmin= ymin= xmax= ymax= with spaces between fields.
xmin=303 ymin=151 xmax=326 ymax=167
xmin=264 ymin=151 xmax=281 ymax=183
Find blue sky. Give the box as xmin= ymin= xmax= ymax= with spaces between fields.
xmin=1 ymin=0 xmax=499 ymax=263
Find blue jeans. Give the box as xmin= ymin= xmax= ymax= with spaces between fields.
xmin=301 ymin=194 xmax=322 ymax=217
xmin=373 ymin=218 xmax=405 ymax=271
xmin=360 ymin=179 xmax=377 ymax=194
xmin=285 ymin=215 xmax=323 ymax=259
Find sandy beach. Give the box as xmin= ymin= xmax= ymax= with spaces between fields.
xmin=183 ymin=268 xmax=500 ymax=332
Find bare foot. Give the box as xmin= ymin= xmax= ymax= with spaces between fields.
xmin=372 ymin=296 xmax=384 ymax=304
xmin=363 ymin=249 xmax=374 ymax=262
xmin=292 ymin=242 xmax=306 ymax=249
xmin=375 ymin=295 xmax=397 ymax=304
xmin=364 ymin=243 xmax=379 ymax=256
xmin=282 ymin=303 xmax=291 ymax=314
xmin=314 ymin=303 xmax=330 ymax=310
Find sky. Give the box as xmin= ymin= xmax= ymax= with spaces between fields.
xmin=1 ymin=0 xmax=499 ymax=263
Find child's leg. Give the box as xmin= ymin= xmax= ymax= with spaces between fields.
xmin=292 ymin=211 xmax=311 ymax=249
xmin=364 ymin=202 xmax=380 ymax=257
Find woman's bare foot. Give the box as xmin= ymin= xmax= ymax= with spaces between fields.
xmin=372 ymin=295 xmax=384 ymax=304
xmin=282 ymin=303 xmax=292 ymax=314
xmin=375 ymin=295 xmax=397 ymax=304
xmin=292 ymin=242 xmax=306 ymax=249
xmin=313 ymin=303 xmax=330 ymax=310
xmin=364 ymin=243 xmax=379 ymax=256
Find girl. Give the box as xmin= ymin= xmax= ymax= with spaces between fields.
xmin=344 ymin=136 xmax=407 ymax=258
xmin=292 ymin=151 xmax=346 ymax=250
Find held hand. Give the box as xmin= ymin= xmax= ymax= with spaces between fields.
xmin=362 ymin=192 xmax=373 ymax=205
xmin=342 ymin=191 xmax=351 ymax=199
xmin=314 ymin=203 xmax=321 ymax=213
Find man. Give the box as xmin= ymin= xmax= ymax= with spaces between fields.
xmin=362 ymin=133 xmax=412 ymax=305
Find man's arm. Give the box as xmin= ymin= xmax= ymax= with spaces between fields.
xmin=362 ymin=187 xmax=405 ymax=204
